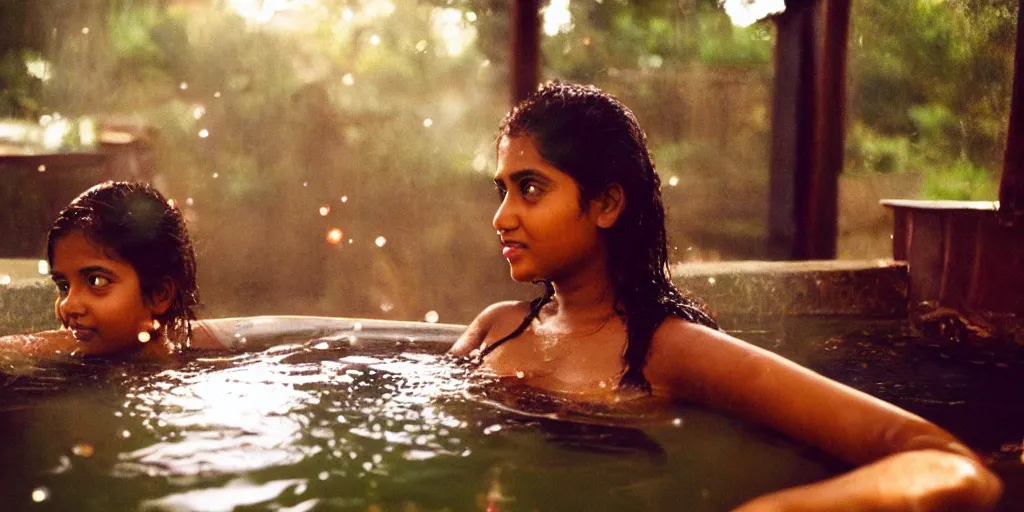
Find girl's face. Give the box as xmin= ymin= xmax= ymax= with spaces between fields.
xmin=50 ymin=230 xmax=168 ymax=356
xmin=493 ymin=135 xmax=610 ymax=283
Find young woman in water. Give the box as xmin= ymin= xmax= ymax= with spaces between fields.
xmin=450 ymin=82 xmax=1003 ymax=511
xmin=0 ymin=181 xmax=225 ymax=360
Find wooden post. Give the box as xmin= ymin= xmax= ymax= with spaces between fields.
xmin=806 ymin=0 xmax=852 ymax=258
xmin=768 ymin=0 xmax=851 ymax=260
xmin=1000 ymin=1 xmax=1024 ymax=221
xmin=511 ymin=0 xmax=541 ymax=106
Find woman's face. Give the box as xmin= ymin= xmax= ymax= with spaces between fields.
xmin=50 ymin=230 xmax=165 ymax=356
xmin=492 ymin=135 xmax=607 ymax=283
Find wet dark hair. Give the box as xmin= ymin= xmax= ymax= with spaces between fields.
xmin=498 ymin=81 xmax=718 ymax=390
xmin=46 ymin=181 xmax=200 ymax=346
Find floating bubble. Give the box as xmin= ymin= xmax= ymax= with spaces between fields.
xmin=319 ymin=471 xmax=330 ymax=480
xmin=179 ymin=82 xmax=188 ymax=90
xmin=186 ymin=197 xmax=195 ymax=206
xmin=370 ymin=34 xmax=381 ymax=46
xmin=668 ymin=176 xmax=679 ymax=187
xmin=211 ymin=172 xmax=218 ymax=178
xmin=198 ymin=129 xmax=209 ymax=138
xmin=38 ymin=165 xmax=46 ymax=172
xmin=153 ymin=319 xmax=161 ymax=330
xmin=379 ymin=301 xmax=394 ymax=313
xmin=422 ymin=118 xmax=433 ymax=128
xmin=0 ymin=275 xmax=10 ymax=286
xmin=81 ymin=27 xmax=90 ymax=34
xmin=424 ymin=311 xmax=439 ymax=323
xmin=515 ymin=371 xmax=524 ymax=379
xmin=192 ymin=105 xmax=206 ymax=120
xmin=326 ymin=228 xmax=344 ymax=246
xmin=138 ymin=331 xmax=151 ymax=343
xmin=353 ymin=322 xmax=362 ymax=332
xmin=672 ymin=418 xmax=684 ymax=427
xmin=483 ymin=424 xmax=502 ymax=435
xmin=340 ymin=196 xmax=348 ymax=203
xmin=707 ymin=277 xmax=717 ymax=285
xmin=375 ymin=236 xmax=387 ymax=248
xmin=415 ymin=39 xmax=428 ymax=52
xmin=342 ymin=7 xmax=354 ymax=20
xmin=214 ymin=91 xmax=222 ymax=98
xmin=466 ymin=11 xmax=477 ymax=22
xmin=31 ymin=487 xmax=49 ymax=502
xmin=37 ymin=260 xmax=49 ymax=275
xmin=71 ymin=443 xmax=95 ymax=458
xmin=303 ymin=182 xmax=308 ymax=187
xmin=121 ymin=430 xmax=131 ymax=439
xmin=342 ymin=73 xmax=355 ymax=86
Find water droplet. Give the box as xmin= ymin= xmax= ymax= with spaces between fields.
xmin=211 ymin=172 xmax=218 ymax=178
xmin=319 ymin=205 xmax=331 ymax=216
xmin=294 ymin=482 xmax=307 ymax=495
xmin=152 ymin=319 xmax=161 ymax=330
xmin=483 ymin=424 xmax=502 ymax=435
xmin=179 ymin=82 xmax=188 ymax=90
xmin=37 ymin=164 xmax=46 ymax=172
xmin=121 ymin=430 xmax=131 ymax=439
xmin=422 ymin=118 xmax=433 ymax=128
xmin=303 ymin=182 xmax=308 ymax=187
xmin=37 ymin=260 xmax=49 ymax=275
xmin=342 ymin=73 xmax=355 ymax=86
xmin=347 ymin=239 xmax=353 ymax=244
xmin=319 ymin=470 xmax=330 ymax=480
xmin=31 ymin=487 xmax=49 ymax=502
xmin=313 ymin=342 xmax=329 ymax=350
xmin=192 ymin=105 xmax=206 ymax=119
xmin=0 ymin=275 xmax=10 ymax=286
xmin=372 ymin=454 xmax=382 ymax=464
xmin=668 ymin=176 xmax=679 ymax=187
xmin=186 ymin=197 xmax=195 ymax=206
xmin=672 ymin=418 xmax=684 ymax=427
xmin=466 ymin=11 xmax=477 ymax=22
xmin=370 ymin=34 xmax=381 ymax=46
xmin=415 ymin=39 xmax=428 ymax=52
xmin=214 ymin=91 xmax=222 ymax=98
xmin=424 ymin=310 xmax=439 ymax=323
xmin=137 ymin=331 xmax=151 ymax=343
xmin=326 ymin=228 xmax=344 ymax=245
xmin=71 ymin=443 xmax=95 ymax=457
xmin=342 ymin=7 xmax=354 ymax=20
xmin=198 ymin=129 xmax=209 ymax=138
xmin=81 ymin=27 xmax=90 ymax=35
xmin=340 ymin=195 xmax=348 ymax=203
xmin=379 ymin=301 xmax=394 ymax=313
xmin=707 ymin=277 xmax=716 ymax=285
xmin=375 ymin=236 xmax=387 ymax=248
xmin=515 ymin=371 xmax=525 ymax=379
xmin=598 ymin=380 xmax=607 ymax=388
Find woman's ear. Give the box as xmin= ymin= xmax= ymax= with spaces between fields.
xmin=594 ymin=183 xmax=626 ymax=229
xmin=147 ymin=279 xmax=176 ymax=316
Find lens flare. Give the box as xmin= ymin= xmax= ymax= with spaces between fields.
xmin=327 ymin=228 xmax=344 ymax=245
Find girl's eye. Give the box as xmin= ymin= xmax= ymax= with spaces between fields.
xmin=54 ymin=281 xmax=69 ymax=296
xmin=88 ymin=275 xmax=111 ymax=287
xmin=521 ymin=181 xmax=542 ymax=198
xmin=496 ymin=186 xmax=507 ymax=201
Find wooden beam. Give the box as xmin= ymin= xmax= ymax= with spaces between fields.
xmin=511 ymin=0 xmax=540 ymax=106
xmin=1000 ymin=1 xmax=1024 ymax=220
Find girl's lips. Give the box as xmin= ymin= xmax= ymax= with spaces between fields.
xmin=71 ymin=328 xmax=96 ymax=343
xmin=501 ymin=241 xmax=526 ymax=260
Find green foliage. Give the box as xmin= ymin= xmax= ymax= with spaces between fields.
xmin=922 ymin=158 xmax=1000 ymax=200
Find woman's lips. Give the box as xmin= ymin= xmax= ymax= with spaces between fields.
xmin=501 ymin=241 xmax=527 ymax=260
xmin=71 ymin=327 xmax=96 ymax=342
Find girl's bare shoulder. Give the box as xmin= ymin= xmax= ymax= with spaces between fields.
xmin=449 ymin=300 xmax=531 ymax=356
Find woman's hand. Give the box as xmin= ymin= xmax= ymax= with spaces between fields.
xmin=733 ymin=450 xmax=1003 ymax=512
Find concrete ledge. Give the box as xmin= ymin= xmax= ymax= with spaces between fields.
xmin=673 ymin=259 xmax=908 ymax=320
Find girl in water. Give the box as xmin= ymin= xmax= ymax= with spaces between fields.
xmin=0 ymin=181 xmax=224 ymax=360
xmin=451 ymin=82 xmax=1003 ymax=510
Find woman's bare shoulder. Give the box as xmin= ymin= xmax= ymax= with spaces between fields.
xmin=448 ymin=300 xmax=531 ymax=356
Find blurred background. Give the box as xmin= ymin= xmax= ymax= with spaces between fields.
xmin=0 ymin=0 xmax=1017 ymax=324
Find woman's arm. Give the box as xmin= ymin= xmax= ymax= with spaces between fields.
xmin=645 ymin=318 xmax=1002 ymax=511
xmin=448 ymin=301 xmax=524 ymax=356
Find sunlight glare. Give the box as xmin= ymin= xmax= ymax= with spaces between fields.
xmin=720 ymin=0 xmax=786 ymax=28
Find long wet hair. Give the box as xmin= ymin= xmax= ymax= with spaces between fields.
xmin=47 ymin=181 xmax=200 ymax=346
xmin=498 ymin=81 xmax=718 ymax=390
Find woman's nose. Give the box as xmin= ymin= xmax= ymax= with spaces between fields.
xmin=492 ymin=196 xmax=519 ymax=233
xmin=60 ymin=287 xmax=86 ymax=319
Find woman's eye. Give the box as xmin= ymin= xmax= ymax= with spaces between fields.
xmin=87 ymin=275 xmax=111 ymax=287
xmin=521 ymin=181 xmax=541 ymax=198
